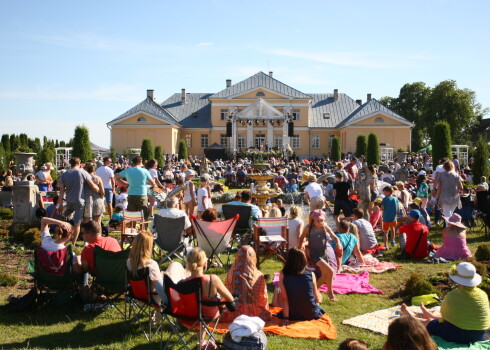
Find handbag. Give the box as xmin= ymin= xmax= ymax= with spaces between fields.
xmin=223 ymin=330 xmax=267 ymax=350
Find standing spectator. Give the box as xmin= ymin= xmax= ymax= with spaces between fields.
xmin=304 ymin=174 xmax=325 ymax=211
xmin=83 ymin=162 xmax=105 ymax=225
xmin=145 ymin=159 xmax=165 ymax=218
xmin=197 ymin=176 xmax=211 ymax=218
xmin=416 ymin=171 xmax=429 ymax=209
xmin=183 ymin=169 xmax=197 ymax=217
xmin=115 ymin=156 xmax=156 ymax=220
xmin=344 ymin=157 xmax=359 ymax=187
xmin=333 ymin=172 xmax=352 ymax=230
xmin=96 ymin=157 xmax=115 ymax=221
xmin=453 ymin=154 xmax=460 ymax=173
xmin=436 ymin=160 xmax=463 ymax=216
xmin=35 ymin=165 xmax=51 ymax=192
xmin=58 ymin=157 xmax=100 ymax=244
xmin=380 ymin=186 xmax=399 ymax=248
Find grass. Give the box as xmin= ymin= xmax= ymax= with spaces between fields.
xmin=0 ymin=218 xmax=488 ymax=350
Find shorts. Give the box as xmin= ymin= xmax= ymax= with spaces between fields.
xmin=382 ymin=221 xmax=397 ymax=231
xmin=63 ymin=201 xmax=84 ymax=226
xmin=127 ymin=195 xmax=149 ymax=219
xmin=310 ymin=196 xmax=326 ymax=211
xmin=334 ymin=199 xmax=352 ymax=217
xmin=84 ymin=197 xmax=104 ymax=218
xmin=104 ymin=188 xmax=113 ymax=205
xmin=427 ymin=319 xmax=485 ymax=344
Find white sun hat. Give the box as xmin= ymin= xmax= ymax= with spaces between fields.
xmin=448 ymin=262 xmax=482 ymax=287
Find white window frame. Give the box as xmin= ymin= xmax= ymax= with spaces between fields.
xmin=237 ymin=134 xmax=245 ymax=149
xmin=220 ymin=109 xmax=228 ymax=120
xmin=274 ymin=135 xmax=283 ymax=149
xmin=292 ymin=109 xmax=300 ymax=121
xmin=255 ymin=134 xmax=266 ymax=149
xmin=292 ymin=135 xmax=300 ymax=149
xmin=311 ymin=134 xmax=320 ymax=149
xmin=201 ymin=134 xmax=209 ymax=148
xmin=184 ymin=134 xmax=192 ymax=148
xmin=329 ymin=134 xmax=335 ymax=148
xmin=220 ymin=134 xmax=228 ymax=148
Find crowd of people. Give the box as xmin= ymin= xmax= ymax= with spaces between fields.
xmin=4 ymin=150 xmax=490 ymax=349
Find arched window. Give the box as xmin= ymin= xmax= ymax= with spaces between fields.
xmin=256 ymin=91 xmax=265 ymax=97
xmin=137 ymin=116 xmax=147 ymax=122
xmin=374 ymin=117 xmax=384 ymax=123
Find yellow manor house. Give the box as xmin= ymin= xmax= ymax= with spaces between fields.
xmin=107 ymin=72 xmax=414 ymax=158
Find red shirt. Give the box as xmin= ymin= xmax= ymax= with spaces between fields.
xmin=399 ymin=221 xmax=429 ymax=259
xmin=81 ymin=236 xmax=121 ymax=273
xmin=344 ymin=163 xmax=358 ymax=181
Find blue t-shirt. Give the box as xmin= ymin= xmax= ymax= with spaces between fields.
xmin=381 ymin=196 xmax=399 ymax=222
xmin=112 ymin=212 xmax=124 ymax=222
xmin=119 ymin=167 xmax=152 ymax=196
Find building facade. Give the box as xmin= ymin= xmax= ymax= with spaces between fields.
xmin=107 ymin=72 xmax=414 ymax=158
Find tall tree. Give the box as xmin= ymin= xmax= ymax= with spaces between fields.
xmin=355 ymin=135 xmax=367 ymax=157
xmin=366 ymin=133 xmax=380 ymax=165
xmin=178 ymin=140 xmax=188 ymax=161
xmin=1 ymin=134 xmax=10 ymax=153
xmin=331 ymin=137 xmax=341 ymax=162
xmin=37 ymin=138 xmax=56 ymax=166
xmin=154 ymin=145 xmax=164 ymax=166
xmin=109 ymin=146 xmax=117 ymax=162
xmin=10 ymin=134 xmax=20 ymax=152
xmin=472 ymin=135 xmax=489 ymax=185
xmin=0 ymin=144 xmax=6 ymax=172
xmin=140 ymin=138 xmax=154 ymax=162
xmin=72 ymin=125 xmax=92 ymax=162
xmin=431 ymin=121 xmax=452 ymax=169
xmin=425 ymin=80 xmax=486 ymax=144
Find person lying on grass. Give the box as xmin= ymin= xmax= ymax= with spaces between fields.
xmin=276 ymin=247 xmax=325 ymax=325
xmin=298 ymin=209 xmax=341 ymax=301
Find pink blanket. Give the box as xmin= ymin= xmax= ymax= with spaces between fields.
xmin=273 ymin=271 xmax=383 ymax=295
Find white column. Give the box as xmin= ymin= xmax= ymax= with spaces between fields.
xmin=283 ymin=106 xmax=291 ymax=152
xmin=230 ymin=106 xmax=237 ymax=155
xmin=247 ymin=123 xmax=253 ymax=148
xmin=267 ymin=121 xmax=273 ymax=148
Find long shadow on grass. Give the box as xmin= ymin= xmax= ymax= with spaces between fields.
xmin=1 ymin=320 xmax=128 ymax=349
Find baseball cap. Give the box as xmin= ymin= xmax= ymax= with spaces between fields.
xmin=409 ymin=209 xmax=421 ymax=219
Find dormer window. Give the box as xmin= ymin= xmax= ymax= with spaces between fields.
xmin=375 ymin=117 xmax=384 ymax=123
xmin=323 ymin=113 xmax=330 ymax=119
xmin=256 ymin=91 xmax=265 ymax=97
xmin=137 ymin=116 xmax=147 ymax=122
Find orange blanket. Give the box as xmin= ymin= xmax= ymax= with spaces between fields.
xmin=211 ymin=307 xmax=337 ymax=339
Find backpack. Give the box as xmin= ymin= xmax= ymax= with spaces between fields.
xmin=223 ymin=330 xmax=267 ymax=350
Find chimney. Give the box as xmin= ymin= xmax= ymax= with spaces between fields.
xmin=181 ymin=88 xmax=186 ymax=104
xmin=226 ymin=79 xmax=232 ymax=88
xmin=269 ymin=71 xmax=273 ymax=78
xmin=147 ymin=89 xmax=154 ymax=100
xmin=367 ymin=93 xmax=372 ymax=102
xmin=333 ymin=89 xmax=338 ymax=101
xmin=356 ymin=99 xmax=362 ymax=105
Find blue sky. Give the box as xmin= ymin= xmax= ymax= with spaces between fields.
xmin=1 ymin=0 xmax=489 ymax=148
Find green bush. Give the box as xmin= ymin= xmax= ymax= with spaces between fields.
xmin=178 ymin=140 xmax=188 ymax=161
xmin=23 ymin=227 xmax=41 ymax=248
xmin=466 ymin=258 xmax=488 ymax=277
xmin=9 ymin=222 xmax=38 ymax=243
xmin=0 ymin=208 xmax=13 ymax=220
xmin=366 ymin=133 xmax=380 ymax=165
xmin=431 ymin=121 xmax=451 ymax=170
xmin=472 ymin=135 xmax=489 ymax=185
xmin=404 ymin=272 xmax=437 ymax=297
xmin=475 ymin=244 xmax=490 ymax=262
xmin=72 ymin=125 xmax=92 ymax=162
xmin=0 ymin=272 xmax=18 ymax=287
xmin=140 ymin=138 xmax=154 ymax=162
xmin=331 ymin=137 xmax=341 ymax=162
xmin=355 ymin=135 xmax=367 ymax=158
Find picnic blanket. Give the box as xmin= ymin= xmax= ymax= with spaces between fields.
xmin=341 ymin=254 xmax=403 ymax=274
xmin=211 ymin=307 xmax=337 ymax=339
xmin=342 ymin=305 xmax=439 ymax=335
xmin=273 ymin=271 xmax=383 ymax=295
xmin=433 ymin=336 xmax=490 ymax=350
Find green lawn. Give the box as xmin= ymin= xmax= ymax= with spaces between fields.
xmin=0 ymin=221 xmax=488 ymax=350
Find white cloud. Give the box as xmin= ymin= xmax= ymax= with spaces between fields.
xmin=0 ymin=84 xmax=142 ymax=102
xmin=197 ymin=42 xmax=214 ymax=46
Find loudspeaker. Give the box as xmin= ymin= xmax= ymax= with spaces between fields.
xmin=226 ymin=121 xmax=232 ymax=137
xmin=288 ymin=122 xmax=294 ymax=137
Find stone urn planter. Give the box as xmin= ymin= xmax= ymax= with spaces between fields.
xmin=396 ymin=152 xmax=409 ymax=164
xmin=14 ymin=152 xmax=37 ymax=180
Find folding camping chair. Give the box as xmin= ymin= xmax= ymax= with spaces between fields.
xmin=33 ymin=245 xmax=77 ymax=306
xmin=475 ymin=190 xmax=490 ymax=237
xmin=91 ymin=246 xmax=130 ymax=318
xmin=253 ymin=217 xmax=288 ymax=268
xmin=222 ymin=204 xmax=253 ymax=246
xmin=126 ymin=267 xmax=164 ymax=341
xmin=190 ymin=214 xmax=238 ymax=267
xmin=162 ymin=274 xmax=230 ymax=350
xmin=153 ymin=215 xmax=190 ymax=264
xmin=120 ymin=210 xmax=151 ymax=248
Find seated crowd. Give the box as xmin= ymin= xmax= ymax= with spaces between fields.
xmin=27 ymin=152 xmax=490 ymax=348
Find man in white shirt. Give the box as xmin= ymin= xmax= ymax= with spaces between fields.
xmin=95 ymin=157 xmax=115 ymax=220
xmin=151 ymin=197 xmax=192 ymax=236
xmin=304 ymin=174 xmax=326 ymax=211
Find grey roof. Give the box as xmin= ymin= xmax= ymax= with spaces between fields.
xmin=107 ymin=97 xmax=180 ymax=126
xmin=309 ymin=93 xmax=360 ymax=128
xmin=337 ymin=98 xmax=414 ymax=127
xmin=90 ymin=142 xmax=109 ymax=152
xmin=160 ymin=93 xmax=212 ymax=128
xmin=210 ymin=71 xmax=311 ymax=99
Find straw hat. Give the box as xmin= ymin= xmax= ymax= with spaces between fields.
xmin=443 ymin=213 xmax=467 ymax=229
xmin=308 ymin=174 xmax=317 ymax=182
xmin=448 ymin=262 xmax=481 ymax=287
xmin=412 ymin=198 xmax=422 ymax=205
xmin=185 ymin=169 xmax=195 ymax=177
